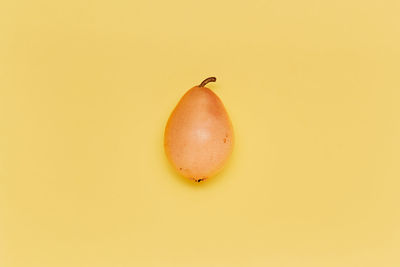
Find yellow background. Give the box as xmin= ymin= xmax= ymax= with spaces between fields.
xmin=1 ymin=0 xmax=400 ymax=266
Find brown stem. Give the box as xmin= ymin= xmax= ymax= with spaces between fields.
xmin=199 ymin=77 xmax=216 ymax=87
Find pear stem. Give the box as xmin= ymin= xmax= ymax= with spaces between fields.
xmin=199 ymin=77 xmax=216 ymax=87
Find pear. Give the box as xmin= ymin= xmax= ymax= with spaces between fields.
xmin=164 ymin=77 xmax=234 ymax=182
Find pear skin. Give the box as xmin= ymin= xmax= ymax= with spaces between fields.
xmin=164 ymin=77 xmax=234 ymax=182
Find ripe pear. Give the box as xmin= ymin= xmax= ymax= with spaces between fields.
xmin=164 ymin=77 xmax=234 ymax=182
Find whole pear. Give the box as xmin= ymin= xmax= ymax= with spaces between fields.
xmin=164 ymin=77 xmax=234 ymax=182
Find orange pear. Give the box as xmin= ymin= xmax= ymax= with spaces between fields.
xmin=164 ymin=77 xmax=234 ymax=182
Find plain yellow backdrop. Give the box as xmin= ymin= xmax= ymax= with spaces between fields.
xmin=1 ymin=0 xmax=400 ymax=266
